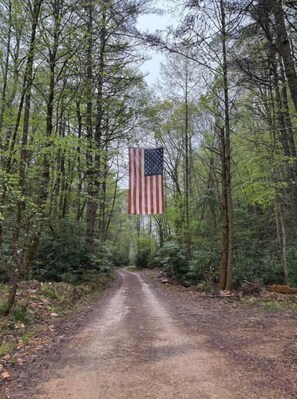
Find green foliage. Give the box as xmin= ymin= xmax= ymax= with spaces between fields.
xmin=233 ymin=250 xmax=283 ymax=288
xmin=0 ymin=301 xmax=30 ymax=324
xmin=0 ymin=341 xmax=15 ymax=356
xmin=110 ymin=248 xmax=129 ymax=267
xmin=188 ymin=247 xmax=219 ymax=284
xmin=83 ymin=243 xmax=114 ymax=274
xmin=232 ymin=207 xmax=284 ymax=287
xmin=31 ymin=220 xmax=113 ymax=283
xmin=0 ymin=245 xmax=12 ymax=283
xmin=135 ymin=236 xmax=157 ymax=269
xmin=155 ymin=241 xmax=189 ymax=282
xmin=11 ymin=303 xmax=31 ymax=324
xmin=0 ymin=301 xmax=7 ymax=316
xmin=32 ymin=220 xmax=86 ymax=282
xmin=287 ymin=245 xmax=297 ymax=286
xmin=1 ymin=0 xmax=297 ymax=296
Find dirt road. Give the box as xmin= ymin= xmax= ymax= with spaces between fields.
xmin=7 ymin=270 xmax=297 ymax=398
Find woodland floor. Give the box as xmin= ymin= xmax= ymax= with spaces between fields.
xmin=1 ymin=269 xmax=297 ymax=399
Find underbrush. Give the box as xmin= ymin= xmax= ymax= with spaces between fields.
xmin=240 ymin=292 xmax=297 ymax=312
xmin=0 ymin=273 xmax=113 ymax=364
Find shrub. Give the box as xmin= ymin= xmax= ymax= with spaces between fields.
xmin=287 ymin=245 xmax=297 ymax=286
xmin=233 ymin=248 xmax=283 ymax=288
xmin=0 ymin=244 xmax=12 ymax=283
xmin=135 ymin=236 xmax=157 ymax=269
xmin=155 ymin=241 xmax=189 ymax=281
xmin=31 ymin=220 xmax=114 ymax=283
xmin=12 ymin=303 xmax=31 ymax=324
xmin=31 ymin=220 xmax=87 ymax=282
xmin=110 ymin=249 xmax=129 ymax=267
xmin=188 ymin=248 xmax=219 ymax=284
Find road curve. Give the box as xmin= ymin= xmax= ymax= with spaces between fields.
xmin=30 ymin=270 xmax=262 ymax=398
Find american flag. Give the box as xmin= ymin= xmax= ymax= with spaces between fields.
xmin=128 ymin=147 xmax=165 ymax=215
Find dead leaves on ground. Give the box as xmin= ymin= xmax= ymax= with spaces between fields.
xmin=0 ymin=280 xmax=98 ymax=382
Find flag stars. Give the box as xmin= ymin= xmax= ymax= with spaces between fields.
xmin=144 ymin=148 xmax=164 ymax=176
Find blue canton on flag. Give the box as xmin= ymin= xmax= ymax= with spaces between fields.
xmin=144 ymin=148 xmax=164 ymax=176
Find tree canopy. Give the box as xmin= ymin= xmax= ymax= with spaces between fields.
xmin=1 ymin=0 xmax=297 ymax=313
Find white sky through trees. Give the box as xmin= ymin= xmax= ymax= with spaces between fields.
xmin=136 ymin=2 xmax=176 ymax=84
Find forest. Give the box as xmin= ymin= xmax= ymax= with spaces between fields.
xmin=0 ymin=0 xmax=297 ymax=315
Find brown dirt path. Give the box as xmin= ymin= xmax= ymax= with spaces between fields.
xmin=4 ymin=269 xmax=297 ymax=398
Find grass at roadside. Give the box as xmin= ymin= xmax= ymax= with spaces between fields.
xmin=0 ymin=273 xmax=114 ymax=376
xmin=240 ymin=292 xmax=297 ymax=312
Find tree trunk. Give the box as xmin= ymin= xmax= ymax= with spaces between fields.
xmin=272 ymin=0 xmax=297 ymax=113
xmin=6 ymin=0 xmax=43 ymax=315
xmin=22 ymin=0 xmax=62 ymax=274
xmin=0 ymin=0 xmax=12 ymax=137
xmin=84 ymin=0 xmax=97 ymax=251
xmin=85 ymin=3 xmax=107 ymax=250
xmin=184 ymin=61 xmax=191 ymax=254
xmin=276 ymin=200 xmax=289 ymax=285
xmin=219 ymin=0 xmax=233 ymax=291
xmin=76 ymin=100 xmax=83 ymax=222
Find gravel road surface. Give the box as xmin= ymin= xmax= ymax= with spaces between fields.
xmin=7 ymin=269 xmax=297 ymax=398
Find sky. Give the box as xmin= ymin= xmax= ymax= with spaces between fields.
xmin=136 ymin=5 xmax=177 ymax=84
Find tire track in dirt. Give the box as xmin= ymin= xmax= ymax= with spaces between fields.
xmin=14 ymin=270 xmax=282 ymax=398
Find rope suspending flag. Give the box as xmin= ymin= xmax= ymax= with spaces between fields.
xmin=128 ymin=147 xmax=165 ymax=215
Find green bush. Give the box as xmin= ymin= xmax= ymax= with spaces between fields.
xmin=31 ymin=220 xmax=113 ymax=283
xmin=286 ymin=245 xmax=297 ymax=286
xmin=233 ymin=248 xmax=283 ymax=288
xmin=0 ymin=302 xmax=31 ymax=323
xmin=188 ymin=248 xmax=219 ymax=283
xmin=110 ymin=248 xmax=129 ymax=267
xmin=12 ymin=303 xmax=31 ymax=324
xmin=31 ymin=220 xmax=86 ymax=282
xmin=135 ymin=236 xmax=157 ymax=269
xmin=155 ymin=241 xmax=189 ymax=281
xmin=0 ymin=244 xmax=12 ymax=283
xmin=85 ymin=243 xmax=114 ymax=274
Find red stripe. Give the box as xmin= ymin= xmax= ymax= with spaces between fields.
xmin=135 ymin=148 xmax=139 ymax=213
xmin=144 ymin=174 xmax=148 ymax=214
xmin=128 ymin=148 xmax=132 ymax=213
xmin=133 ymin=148 xmax=137 ymax=214
xmin=161 ymin=176 xmax=165 ymax=213
xmin=128 ymin=147 xmax=165 ymax=215
xmin=139 ymin=149 xmax=143 ymax=214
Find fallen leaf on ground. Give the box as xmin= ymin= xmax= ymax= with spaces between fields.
xmin=1 ymin=371 xmax=11 ymax=380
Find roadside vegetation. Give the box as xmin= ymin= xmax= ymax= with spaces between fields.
xmin=1 ymin=0 xmax=297 ymax=380
xmin=0 ymin=273 xmax=113 ymax=381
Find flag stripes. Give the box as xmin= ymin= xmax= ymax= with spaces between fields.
xmin=128 ymin=147 xmax=165 ymax=215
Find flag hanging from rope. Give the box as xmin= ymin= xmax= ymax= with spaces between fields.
xmin=128 ymin=147 xmax=165 ymax=215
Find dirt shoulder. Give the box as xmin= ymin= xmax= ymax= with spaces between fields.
xmin=0 ymin=275 xmax=114 ymax=397
xmin=2 ymin=269 xmax=297 ymax=399
xmin=147 ymin=270 xmax=297 ymax=398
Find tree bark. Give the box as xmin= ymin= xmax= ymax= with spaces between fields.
xmin=272 ymin=0 xmax=297 ymax=113
xmin=22 ymin=0 xmax=62 ymax=274
xmin=0 ymin=0 xmax=12 ymax=247
xmin=6 ymin=0 xmax=44 ymax=315
xmin=85 ymin=2 xmax=107 ymax=251
xmin=219 ymin=0 xmax=233 ymax=291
